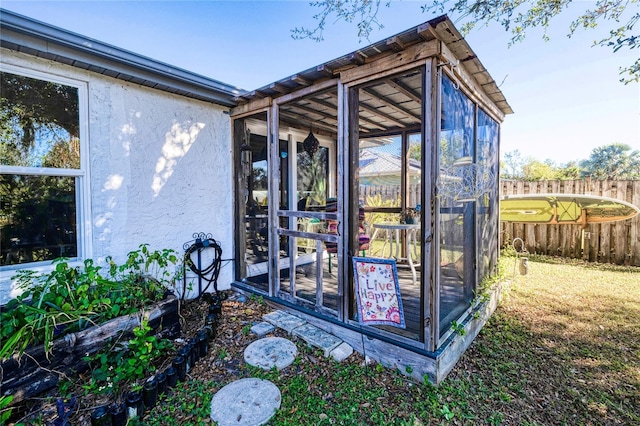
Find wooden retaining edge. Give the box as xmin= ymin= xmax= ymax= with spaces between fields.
xmin=0 ymin=294 xmax=180 ymax=405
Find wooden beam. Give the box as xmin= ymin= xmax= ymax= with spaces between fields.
xmin=278 ymin=111 xmax=337 ymax=135
xmin=386 ymin=36 xmax=405 ymax=52
xmin=359 ymin=102 xmax=408 ymax=127
xmin=385 ymin=78 xmax=422 ymax=103
xmin=439 ymin=43 xmax=505 ymax=122
xmin=290 ymin=74 xmax=311 ymax=87
xmin=230 ymin=96 xmax=272 ymax=118
xmin=273 ymin=78 xmax=338 ymax=105
xmin=306 ymin=97 xmax=387 ymax=131
xmin=237 ymin=90 xmax=266 ymax=103
xmin=341 ymin=39 xmax=439 ymax=85
xmin=361 ymin=87 xmax=421 ymax=123
xmin=347 ymin=52 xmax=366 ymax=66
xmin=249 ymin=89 xmax=267 ymax=99
xmin=269 ymin=82 xmax=289 ymax=94
xmin=316 ymin=64 xmax=335 ymax=78
xmin=417 ymin=23 xmax=438 ymax=41
xmin=285 ymin=102 xmax=337 ymax=122
xmin=423 ymin=57 xmax=437 ymax=351
xmin=233 ymin=95 xmax=248 ymax=104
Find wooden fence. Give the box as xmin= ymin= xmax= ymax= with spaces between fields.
xmin=360 ymin=179 xmax=640 ymax=266
xmin=500 ymin=179 xmax=640 ymax=267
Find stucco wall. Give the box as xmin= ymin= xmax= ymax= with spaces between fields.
xmin=0 ymin=49 xmax=235 ymax=303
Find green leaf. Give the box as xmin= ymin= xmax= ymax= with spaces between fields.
xmin=111 ymin=305 xmax=121 ymax=316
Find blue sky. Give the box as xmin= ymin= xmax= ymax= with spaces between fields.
xmin=2 ymin=1 xmax=639 ymax=165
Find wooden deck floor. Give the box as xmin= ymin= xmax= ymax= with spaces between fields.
xmin=265 ymin=255 xmax=469 ymax=341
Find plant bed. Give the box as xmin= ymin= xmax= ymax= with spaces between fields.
xmin=1 ymin=294 xmax=242 ymax=425
xmin=0 ymin=244 xmax=185 ymax=422
xmin=0 ymin=293 xmax=180 ymax=406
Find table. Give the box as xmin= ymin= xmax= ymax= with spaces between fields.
xmin=372 ymin=223 xmax=420 ymax=284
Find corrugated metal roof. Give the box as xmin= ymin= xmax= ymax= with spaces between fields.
xmin=0 ymin=9 xmax=243 ymax=107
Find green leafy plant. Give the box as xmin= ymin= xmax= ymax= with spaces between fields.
xmin=1 ymin=245 xmax=179 ymax=361
xmin=1 ymin=259 xmax=111 ymax=360
xmin=439 ymin=403 xmax=455 ymax=421
xmin=106 ymin=243 xmax=181 ymax=297
xmin=451 ymin=321 xmax=466 ymax=336
xmin=83 ymin=318 xmax=173 ymax=395
xmin=217 ymin=347 xmax=228 ymax=360
xmin=0 ymin=395 xmax=14 ymax=424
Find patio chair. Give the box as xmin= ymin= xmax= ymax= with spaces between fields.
xmin=325 ymin=205 xmax=370 ymax=273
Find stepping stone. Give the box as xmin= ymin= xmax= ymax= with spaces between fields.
xmin=330 ymin=342 xmax=354 ymax=362
xmin=210 ymin=378 xmax=281 ymax=426
xmin=244 ymin=337 xmax=298 ymax=370
xmin=263 ymin=310 xmax=306 ymax=333
xmin=250 ymin=321 xmax=275 ymax=337
xmin=292 ymin=323 xmax=342 ymax=357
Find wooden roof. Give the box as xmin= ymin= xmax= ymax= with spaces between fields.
xmin=233 ymin=15 xmax=512 ymax=136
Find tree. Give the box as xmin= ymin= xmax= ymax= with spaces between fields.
xmin=292 ymin=0 xmax=639 ymax=83
xmin=521 ymin=159 xmax=558 ymax=181
xmin=501 ymin=149 xmax=525 ymax=179
xmin=580 ymin=143 xmax=640 ymax=179
xmin=555 ymin=161 xmax=582 ymax=180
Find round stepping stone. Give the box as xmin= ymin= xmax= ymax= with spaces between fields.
xmin=244 ymin=337 xmax=297 ymax=370
xmin=210 ymin=378 xmax=281 ymax=426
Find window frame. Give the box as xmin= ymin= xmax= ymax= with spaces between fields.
xmin=0 ymin=63 xmax=92 ymax=276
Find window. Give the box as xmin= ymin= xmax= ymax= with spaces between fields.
xmin=0 ymin=67 xmax=89 ymax=269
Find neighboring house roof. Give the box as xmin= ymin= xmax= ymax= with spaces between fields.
xmin=359 ymin=150 xmax=421 ymax=186
xmin=0 ymin=9 xmax=243 ymax=107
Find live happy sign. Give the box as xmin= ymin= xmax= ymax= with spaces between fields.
xmin=352 ymin=257 xmax=406 ymax=328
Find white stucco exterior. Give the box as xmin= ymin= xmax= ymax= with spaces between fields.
xmin=0 ymin=48 xmax=235 ymax=303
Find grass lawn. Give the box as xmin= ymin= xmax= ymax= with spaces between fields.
xmin=143 ymin=255 xmax=639 ymax=425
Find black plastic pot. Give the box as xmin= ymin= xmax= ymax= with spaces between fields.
xmin=209 ymin=301 xmax=222 ymax=316
xmin=90 ymin=405 xmax=111 ymax=426
xmin=165 ymin=366 xmax=178 ymax=388
xmin=143 ymin=378 xmax=158 ymax=409
xmin=197 ymin=329 xmax=209 ymax=357
xmin=205 ymin=313 xmax=218 ymax=339
xmin=125 ymin=390 xmax=144 ymax=419
xmin=173 ymin=356 xmax=186 ymax=382
xmin=188 ymin=338 xmax=199 ymax=364
xmin=178 ymin=347 xmax=192 ymax=373
xmin=156 ymin=371 xmax=167 ymax=396
xmin=109 ymin=403 xmax=127 ymax=426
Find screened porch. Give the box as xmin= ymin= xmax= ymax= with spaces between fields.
xmin=230 ymin=15 xmax=512 ymax=383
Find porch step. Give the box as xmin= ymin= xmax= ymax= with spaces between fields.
xmin=292 ymin=323 xmax=342 ymax=357
xmin=263 ymin=310 xmax=306 ymax=333
xmin=262 ymin=309 xmax=353 ymax=362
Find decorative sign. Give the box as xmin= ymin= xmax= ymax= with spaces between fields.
xmin=352 ymin=257 xmax=405 ymax=328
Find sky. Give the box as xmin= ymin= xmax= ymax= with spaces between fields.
xmin=2 ymin=0 xmax=639 ymax=165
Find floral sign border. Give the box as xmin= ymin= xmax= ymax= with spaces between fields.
xmin=352 ymin=257 xmax=405 ymax=328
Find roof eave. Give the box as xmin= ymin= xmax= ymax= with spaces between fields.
xmin=0 ymin=9 xmax=243 ymax=107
